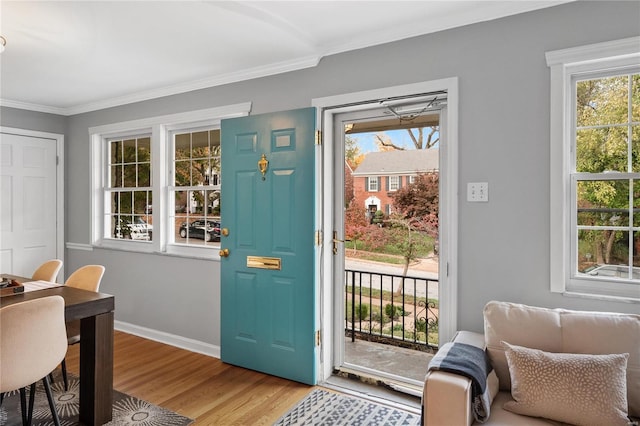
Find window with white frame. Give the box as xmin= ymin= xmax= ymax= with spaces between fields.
xmin=171 ymin=129 xmax=221 ymax=246
xmin=90 ymin=103 xmax=251 ymax=256
xmin=388 ymin=175 xmax=400 ymax=191
xmin=368 ymin=176 xmax=378 ymax=192
xmin=547 ymin=37 xmax=640 ymax=301
xmin=107 ymin=135 xmax=153 ymax=241
xmin=409 ymin=175 xmax=416 ymax=185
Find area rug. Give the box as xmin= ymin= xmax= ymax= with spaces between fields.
xmin=273 ymin=388 xmax=420 ymax=426
xmin=0 ymin=372 xmax=193 ymax=426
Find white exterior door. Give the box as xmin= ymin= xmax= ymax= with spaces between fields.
xmin=0 ymin=131 xmax=60 ymax=278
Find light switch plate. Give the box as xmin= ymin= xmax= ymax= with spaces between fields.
xmin=467 ymin=182 xmax=489 ymax=202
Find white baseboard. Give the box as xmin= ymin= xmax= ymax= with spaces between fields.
xmin=115 ymin=320 xmax=221 ymax=359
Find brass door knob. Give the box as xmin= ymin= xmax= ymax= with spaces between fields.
xmin=219 ymin=248 xmax=230 ymax=257
xmin=221 ymin=228 xmax=229 ymax=236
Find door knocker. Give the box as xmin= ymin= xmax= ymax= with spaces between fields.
xmin=258 ymin=154 xmax=269 ymax=181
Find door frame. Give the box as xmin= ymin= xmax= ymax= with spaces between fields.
xmin=312 ymin=78 xmax=459 ymax=382
xmin=0 ymin=126 xmax=65 ymax=279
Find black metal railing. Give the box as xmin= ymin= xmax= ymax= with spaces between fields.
xmin=345 ymin=269 xmax=439 ymax=349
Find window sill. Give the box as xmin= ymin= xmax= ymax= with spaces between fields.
xmin=560 ymin=290 xmax=640 ymax=304
xmin=92 ymin=242 xmax=221 ymax=261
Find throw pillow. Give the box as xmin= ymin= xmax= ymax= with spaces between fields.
xmin=502 ymin=342 xmax=629 ymax=426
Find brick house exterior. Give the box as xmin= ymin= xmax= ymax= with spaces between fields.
xmin=351 ymin=149 xmax=438 ymax=221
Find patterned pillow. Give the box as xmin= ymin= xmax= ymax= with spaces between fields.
xmin=502 ymin=342 xmax=630 ymax=426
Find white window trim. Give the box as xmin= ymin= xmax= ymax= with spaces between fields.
xmin=388 ymin=175 xmax=400 ymax=191
xmin=546 ymin=37 xmax=640 ymax=302
xmin=368 ymin=176 xmax=378 ymax=192
xmin=90 ymin=102 xmax=251 ymax=257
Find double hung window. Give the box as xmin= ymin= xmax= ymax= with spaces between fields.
xmin=547 ymin=38 xmax=640 ymax=301
xmin=107 ymin=135 xmax=153 ymax=241
xmin=90 ymin=103 xmax=251 ymax=256
xmin=368 ymin=177 xmax=379 ymax=192
xmin=388 ymin=176 xmax=399 ymax=191
xmin=170 ymin=129 xmax=221 ymax=246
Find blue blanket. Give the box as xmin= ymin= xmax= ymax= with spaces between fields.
xmin=427 ymin=342 xmax=493 ymax=423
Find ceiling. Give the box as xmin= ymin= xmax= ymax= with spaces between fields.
xmin=0 ymin=1 xmax=570 ymax=115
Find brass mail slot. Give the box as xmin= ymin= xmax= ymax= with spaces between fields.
xmin=247 ymin=256 xmax=281 ymax=270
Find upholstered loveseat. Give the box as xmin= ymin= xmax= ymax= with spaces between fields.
xmin=423 ymin=301 xmax=640 ymax=425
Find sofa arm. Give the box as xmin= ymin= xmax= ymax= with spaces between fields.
xmin=422 ymin=331 xmax=487 ymax=426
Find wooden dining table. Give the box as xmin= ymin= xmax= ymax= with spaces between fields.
xmin=1 ymin=274 xmax=115 ymax=426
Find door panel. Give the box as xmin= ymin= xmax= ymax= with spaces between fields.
xmin=0 ymin=133 xmax=57 ymax=276
xmin=220 ymin=107 xmax=316 ymax=385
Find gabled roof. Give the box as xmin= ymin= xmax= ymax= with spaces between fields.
xmin=352 ymin=149 xmax=439 ymax=176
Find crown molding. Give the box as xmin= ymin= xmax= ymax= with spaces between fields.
xmin=1 ymin=55 xmax=320 ymax=117
xmin=0 ymin=98 xmax=68 ymax=115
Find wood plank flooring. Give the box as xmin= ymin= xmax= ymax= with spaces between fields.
xmin=64 ymin=330 xmax=313 ymax=425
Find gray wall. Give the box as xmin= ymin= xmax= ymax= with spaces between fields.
xmin=3 ymin=2 xmax=639 ymax=348
xmin=0 ymin=107 xmax=66 ymax=135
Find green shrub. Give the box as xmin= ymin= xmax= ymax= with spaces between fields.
xmin=355 ymin=303 xmax=369 ymax=320
xmin=385 ymin=303 xmax=405 ymax=320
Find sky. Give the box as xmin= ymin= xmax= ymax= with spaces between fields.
xmin=351 ymin=129 xmax=440 ymax=153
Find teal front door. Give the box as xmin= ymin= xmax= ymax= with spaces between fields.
xmin=220 ymin=108 xmax=316 ymax=385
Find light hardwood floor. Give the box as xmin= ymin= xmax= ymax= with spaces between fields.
xmin=64 ymin=331 xmax=313 ymax=425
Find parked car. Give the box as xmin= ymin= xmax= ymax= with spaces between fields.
xmin=583 ymin=264 xmax=640 ymax=280
xmin=128 ymin=218 xmax=152 ymax=241
xmin=179 ymin=219 xmax=220 ymax=242
xmin=113 ymin=217 xmax=152 ymax=241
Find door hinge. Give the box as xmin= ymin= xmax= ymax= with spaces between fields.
xmin=315 ymin=130 xmax=322 ymax=145
xmin=315 ymin=230 xmax=323 ymax=246
xmin=56 ymin=156 xmax=59 ymax=165
xmin=315 ymin=330 xmax=321 ymax=346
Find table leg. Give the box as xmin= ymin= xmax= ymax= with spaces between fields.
xmin=79 ymin=311 xmax=114 ymax=425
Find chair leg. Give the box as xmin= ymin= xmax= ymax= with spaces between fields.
xmin=42 ymin=376 xmax=61 ymax=426
xmin=61 ymin=358 xmax=68 ymax=391
xmin=19 ymin=388 xmax=28 ymax=426
xmin=27 ymin=383 xmax=36 ymax=426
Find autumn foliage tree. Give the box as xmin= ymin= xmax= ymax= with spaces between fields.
xmin=344 ymin=201 xmax=369 ymax=252
xmin=388 ymin=172 xmax=439 ymax=279
xmin=392 ymin=172 xmax=439 ymax=237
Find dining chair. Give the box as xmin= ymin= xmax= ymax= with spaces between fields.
xmin=59 ymin=264 xmax=105 ymax=391
xmin=31 ymin=259 xmax=63 ymax=282
xmin=1 ymin=296 xmax=68 ymax=426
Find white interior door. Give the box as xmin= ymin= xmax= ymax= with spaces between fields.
xmin=0 ymin=131 xmax=60 ymax=278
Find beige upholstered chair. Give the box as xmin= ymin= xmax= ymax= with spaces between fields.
xmin=65 ymin=264 xmax=105 ymax=292
xmin=1 ymin=296 xmax=68 ymax=426
xmin=60 ymin=265 xmax=105 ymax=390
xmin=31 ymin=259 xmax=63 ymax=282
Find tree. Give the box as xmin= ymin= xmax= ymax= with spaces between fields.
xmin=345 ymin=135 xmax=364 ymax=168
xmin=392 ymin=172 xmax=439 ymax=237
xmin=387 ymin=214 xmax=419 ymax=282
xmin=344 ymin=201 xmax=369 ymax=252
xmin=382 ymin=173 xmax=440 ymax=284
xmin=375 ymin=127 xmax=439 ymax=151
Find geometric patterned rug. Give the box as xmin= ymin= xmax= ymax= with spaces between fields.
xmin=273 ymin=388 xmax=420 ymax=426
xmin=0 ymin=371 xmax=193 ymax=426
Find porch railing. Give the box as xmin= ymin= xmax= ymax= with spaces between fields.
xmin=345 ymin=269 xmax=439 ymax=349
